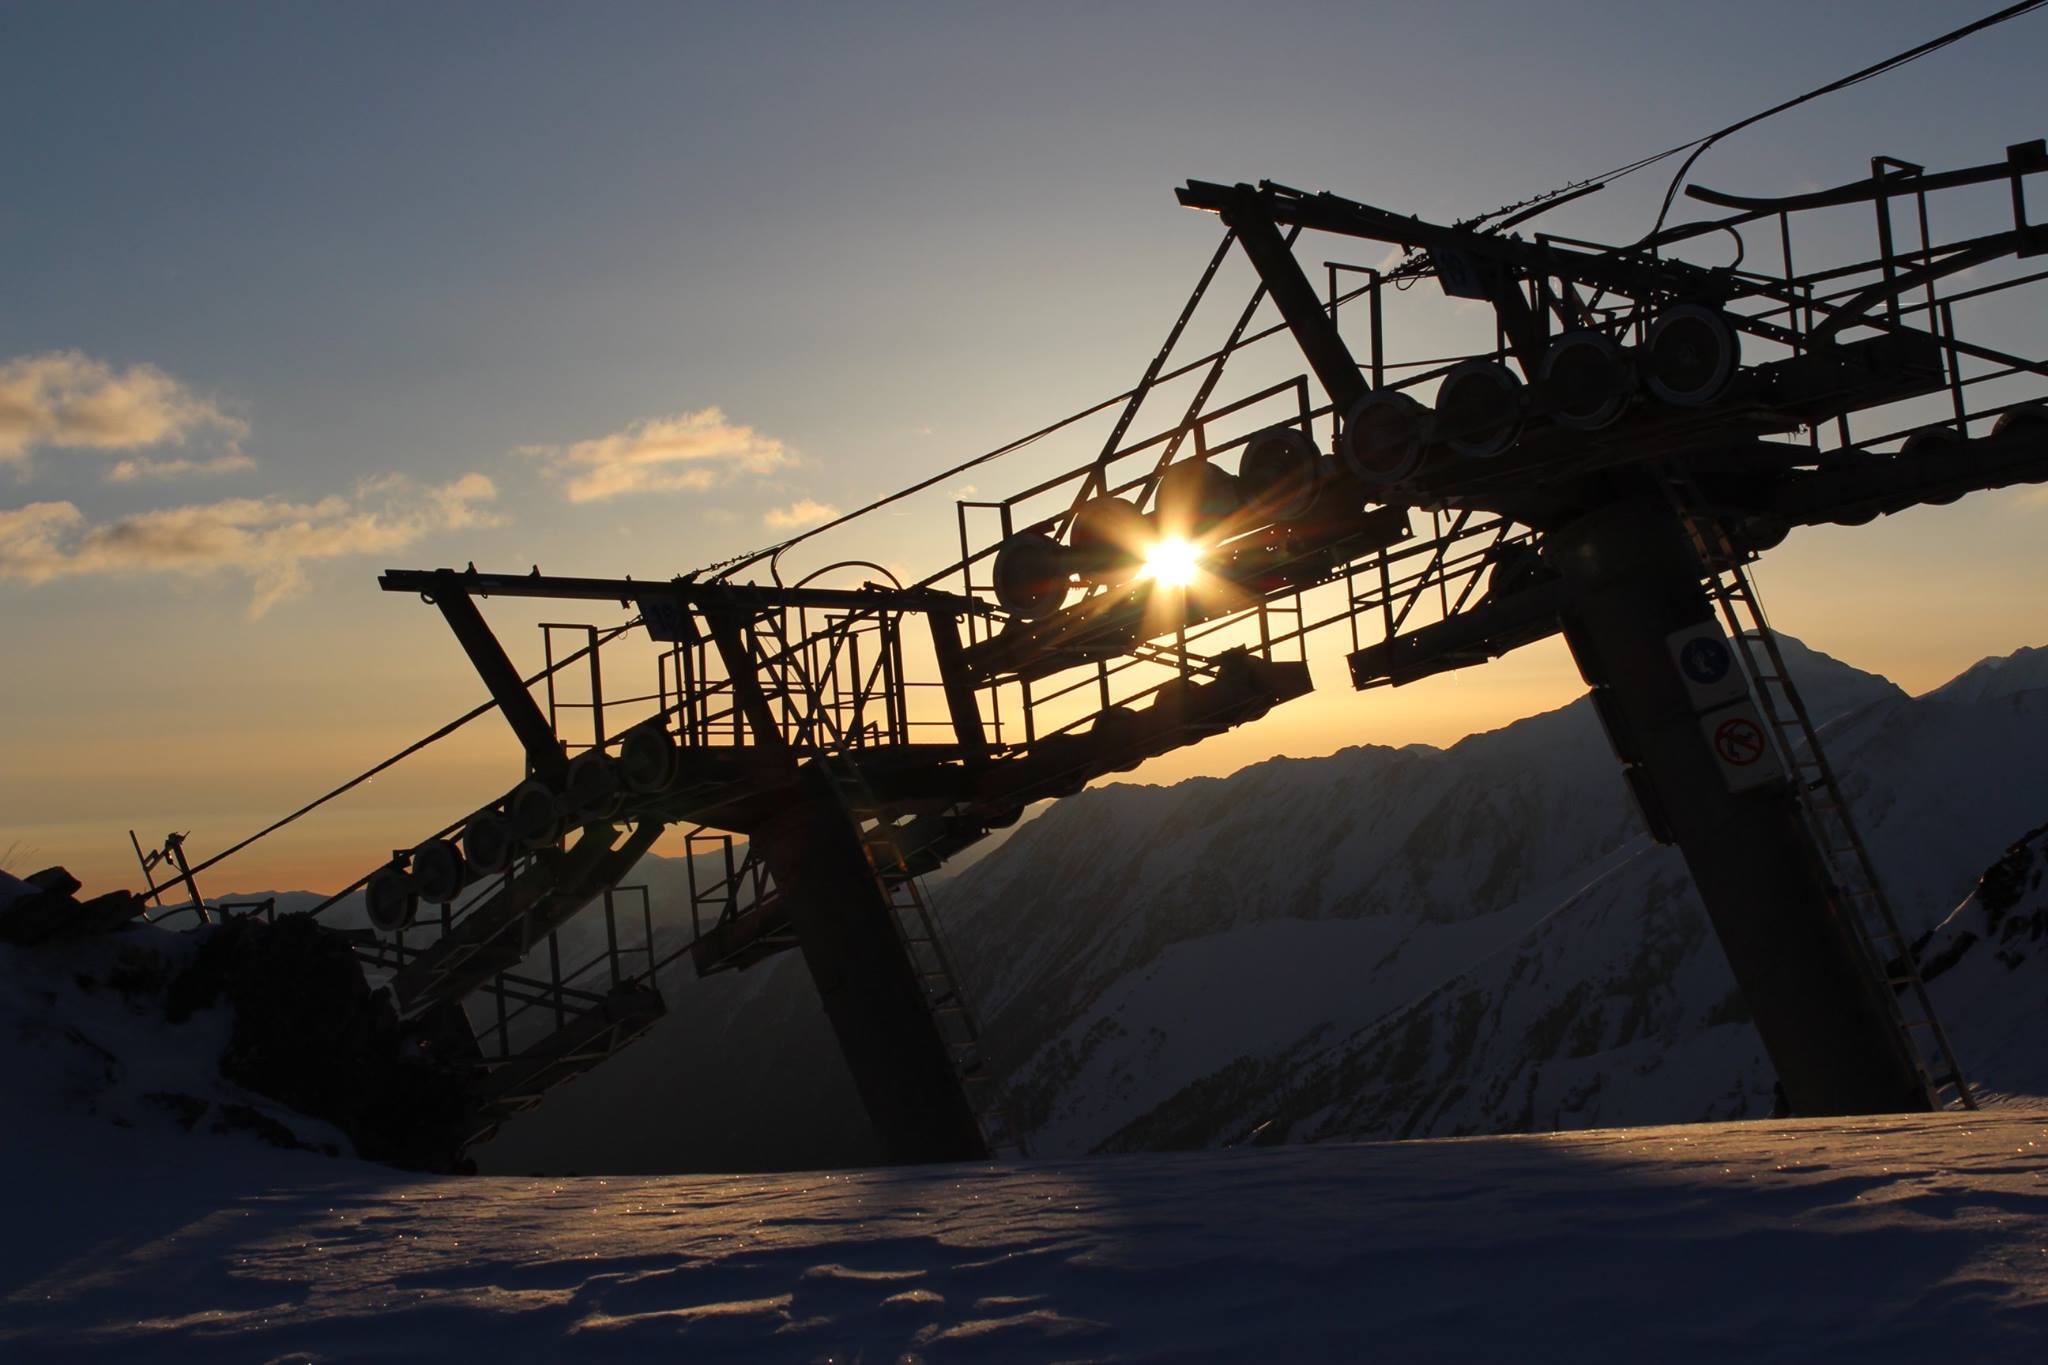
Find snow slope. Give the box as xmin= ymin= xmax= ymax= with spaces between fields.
xmin=0 ymin=926 xmax=354 ymax=1160
xmin=4 ymin=1105 xmax=2045 ymax=1361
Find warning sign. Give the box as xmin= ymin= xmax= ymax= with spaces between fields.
xmin=638 ymin=594 xmax=698 ymax=644
xmin=1698 ymin=699 xmax=1785 ymax=793
xmin=1713 ymin=714 xmax=1766 ymax=766
xmin=1666 ymin=621 xmax=1748 ymax=711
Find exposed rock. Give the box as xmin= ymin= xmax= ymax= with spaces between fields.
xmin=168 ymin=913 xmax=484 ymax=1172
xmin=0 ymin=866 xmax=147 ymax=945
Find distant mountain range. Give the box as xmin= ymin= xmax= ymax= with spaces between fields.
xmin=382 ymin=640 xmax=2048 ymax=1173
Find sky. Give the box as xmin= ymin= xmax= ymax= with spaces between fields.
xmin=3 ymin=1 xmax=2045 ymax=894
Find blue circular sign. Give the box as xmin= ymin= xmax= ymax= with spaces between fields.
xmin=1680 ymin=635 xmax=1733 ymax=686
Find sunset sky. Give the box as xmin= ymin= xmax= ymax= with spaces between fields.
xmin=5 ymin=1 xmax=2045 ymax=896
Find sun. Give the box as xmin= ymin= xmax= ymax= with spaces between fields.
xmin=1140 ymin=536 xmax=1202 ymax=588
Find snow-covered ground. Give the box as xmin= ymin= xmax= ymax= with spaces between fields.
xmin=5 ymin=1108 xmax=2046 ymax=1361
xmin=7 ymin=923 xmax=2041 ymax=1359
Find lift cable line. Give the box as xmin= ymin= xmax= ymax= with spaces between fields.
xmin=709 ymin=261 xmax=1372 ymax=590
xmin=161 ymin=621 xmax=640 ymax=895
xmin=1640 ymin=0 xmax=2048 ymax=240
xmin=1382 ymin=1 xmax=2048 ymax=281
xmin=148 ymin=114 xmax=2048 ymax=1162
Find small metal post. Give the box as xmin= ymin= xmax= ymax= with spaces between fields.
xmin=604 ymin=890 xmax=621 ymax=988
xmin=494 ymin=975 xmax=510 ymax=1058
xmin=642 ymin=891 xmax=656 ymax=986
xmin=129 ymin=829 xmax=168 ymax=917
xmin=586 ymin=624 xmax=605 ymax=748
xmin=163 ymin=834 xmax=209 ymax=926
xmin=548 ymin=930 xmax=565 ymax=1030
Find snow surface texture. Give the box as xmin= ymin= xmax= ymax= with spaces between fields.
xmin=4 ymin=1107 xmax=2045 ymax=1361
xmin=479 ymin=639 xmax=2048 ymax=1171
xmin=0 ymin=928 xmax=354 ymax=1160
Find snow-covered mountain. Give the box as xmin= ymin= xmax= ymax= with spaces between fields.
xmin=478 ymin=639 xmax=2048 ymax=1173
xmin=1917 ymin=818 xmax=2048 ymax=1101
xmin=961 ymin=639 xmax=2048 ymax=1156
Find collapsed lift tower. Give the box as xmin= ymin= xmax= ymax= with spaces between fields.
xmin=348 ymin=140 xmax=2048 ymax=1161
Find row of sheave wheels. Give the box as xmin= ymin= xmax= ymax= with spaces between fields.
xmin=362 ymin=722 xmax=688 ymax=932
xmin=1344 ymin=305 xmax=1746 ymax=480
xmin=988 ymin=424 xmax=1346 ymax=620
xmin=988 ymin=306 xmax=1746 ymax=620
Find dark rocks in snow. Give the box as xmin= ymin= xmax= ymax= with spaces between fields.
xmin=143 ymin=1089 xmax=325 ymax=1152
xmin=167 ymin=913 xmax=484 ymax=1173
xmin=0 ymin=866 xmax=146 ymax=945
xmin=1973 ymin=820 xmax=2048 ymax=954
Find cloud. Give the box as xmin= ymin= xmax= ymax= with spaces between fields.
xmin=0 ymin=472 xmax=500 ymax=616
xmin=105 ymin=452 xmax=259 ymax=483
xmin=0 ymin=350 xmax=247 ymax=469
xmin=763 ymin=498 xmax=840 ymax=530
xmin=524 ymin=406 xmax=791 ymax=503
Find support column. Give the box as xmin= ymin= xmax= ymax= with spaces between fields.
xmin=751 ymin=774 xmax=989 ymax=1164
xmin=1543 ymin=491 xmax=1929 ymax=1116
xmin=702 ymin=594 xmax=986 ymax=1163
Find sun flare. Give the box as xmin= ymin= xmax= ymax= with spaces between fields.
xmin=1140 ymin=536 xmax=1202 ymax=588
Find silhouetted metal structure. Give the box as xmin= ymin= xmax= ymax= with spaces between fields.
xmin=268 ymin=138 xmax=2048 ymax=1161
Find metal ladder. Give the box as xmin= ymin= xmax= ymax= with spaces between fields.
xmin=1688 ymin=517 xmax=1975 ymax=1111
xmin=825 ymin=761 xmax=1028 ymax=1156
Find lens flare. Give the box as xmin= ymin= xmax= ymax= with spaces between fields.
xmin=1141 ymin=536 xmax=1202 ymax=588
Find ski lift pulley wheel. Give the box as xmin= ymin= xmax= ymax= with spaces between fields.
xmin=1434 ymin=360 xmax=1524 ymax=460
xmin=508 ymin=778 xmax=562 ymax=849
xmin=1341 ymin=390 xmax=1432 ymax=482
xmin=409 ymin=837 xmax=468 ymax=905
xmin=1237 ymin=426 xmax=1323 ymax=520
xmin=1089 ymin=702 xmax=1146 ymax=771
xmin=991 ymin=532 xmax=1072 ymax=620
xmin=463 ymin=809 xmax=516 ymax=875
xmin=1067 ymin=495 xmax=1150 ymax=580
xmin=566 ymin=749 xmax=624 ymax=820
xmin=1644 ymin=305 xmax=1740 ymax=407
xmin=1150 ymin=674 xmax=1219 ymax=733
xmin=1486 ymin=540 xmax=1549 ymax=599
xmin=1154 ymin=458 xmax=1245 ymax=534
xmin=1900 ymin=425 xmax=1967 ymax=458
xmin=619 ymin=723 xmax=678 ymax=794
xmin=1993 ymin=401 xmax=2048 ymax=437
xmin=1541 ymin=330 xmax=1631 ymax=430
xmin=366 ymin=864 xmax=418 ymax=933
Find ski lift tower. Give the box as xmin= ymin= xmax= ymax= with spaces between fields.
xmin=339 ymin=138 xmax=2048 ymax=1163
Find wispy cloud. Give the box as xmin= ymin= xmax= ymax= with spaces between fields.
xmin=106 ymin=452 xmax=258 ymax=483
xmin=0 ymin=350 xmax=247 ymax=471
xmin=0 ymin=472 xmax=500 ymax=616
xmin=763 ymin=498 xmax=839 ymax=530
xmin=523 ymin=406 xmax=791 ymax=503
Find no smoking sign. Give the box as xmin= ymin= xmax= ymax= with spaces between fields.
xmin=1698 ymin=700 xmax=1785 ymax=792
